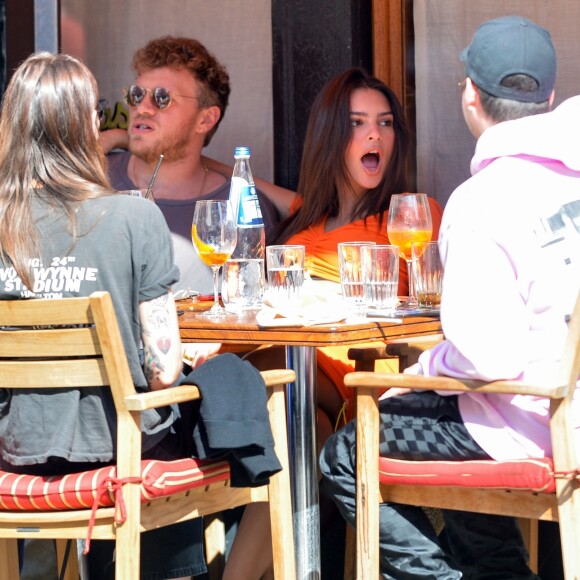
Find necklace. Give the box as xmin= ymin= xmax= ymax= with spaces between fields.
xmin=131 ymin=157 xmax=209 ymax=198
xmin=198 ymin=160 xmax=209 ymax=196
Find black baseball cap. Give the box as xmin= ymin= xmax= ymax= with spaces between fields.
xmin=460 ymin=15 xmax=556 ymax=103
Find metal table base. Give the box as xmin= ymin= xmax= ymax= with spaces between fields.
xmin=286 ymin=345 xmax=321 ymax=579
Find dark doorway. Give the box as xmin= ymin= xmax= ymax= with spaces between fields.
xmin=5 ymin=0 xmax=35 ymax=88
xmin=272 ymin=0 xmax=373 ymax=190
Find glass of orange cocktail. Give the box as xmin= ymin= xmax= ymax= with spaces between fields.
xmin=387 ymin=193 xmax=433 ymax=306
xmin=192 ymin=200 xmax=237 ymax=317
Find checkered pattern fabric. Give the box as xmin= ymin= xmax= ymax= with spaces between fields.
xmin=379 ymin=421 xmax=463 ymax=458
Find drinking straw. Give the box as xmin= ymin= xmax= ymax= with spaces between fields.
xmin=145 ymin=154 xmax=164 ymax=200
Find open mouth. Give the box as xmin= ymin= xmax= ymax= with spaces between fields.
xmin=132 ymin=115 xmax=155 ymax=132
xmin=361 ymin=150 xmax=380 ymax=172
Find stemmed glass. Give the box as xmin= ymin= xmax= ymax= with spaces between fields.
xmin=191 ymin=200 xmax=237 ymax=317
xmin=387 ymin=193 xmax=433 ymax=306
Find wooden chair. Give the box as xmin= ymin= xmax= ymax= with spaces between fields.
xmin=0 ymin=291 xmax=296 ymax=579
xmin=346 ymin=293 xmax=580 ymax=579
xmin=347 ymin=334 xmax=446 ymax=373
xmin=342 ymin=334 xmax=444 ymax=579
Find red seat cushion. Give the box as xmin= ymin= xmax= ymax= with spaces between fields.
xmin=379 ymin=457 xmax=555 ymax=493
xmin=0 ymin=457 xmax=231 ymax=512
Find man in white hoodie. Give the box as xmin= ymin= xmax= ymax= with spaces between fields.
xmin=321 ymin=15 xmax=580 ymax=578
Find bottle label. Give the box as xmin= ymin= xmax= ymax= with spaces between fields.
xmin=237 ymin=185 xmax=264 ymax=226
xmin=229 ymin=176 xmax=244 ymax=224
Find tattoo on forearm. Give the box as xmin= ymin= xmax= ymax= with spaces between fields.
xmin=157 ymin=336 xmax=171 ymax=354
xmin=143 ymin=345 xmax=166 ymax=384
xmin=144 ymin=296 xmax=171 ymax=334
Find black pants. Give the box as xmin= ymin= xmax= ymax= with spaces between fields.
xmin=319 ymin=391 xmax=539 ymax=579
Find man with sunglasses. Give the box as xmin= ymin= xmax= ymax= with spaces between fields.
xmin=106 ymin=36 xmax=279 ymax=295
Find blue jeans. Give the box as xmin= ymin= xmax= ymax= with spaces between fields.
xmin=319 ymin=391 xmax=539 ymax=579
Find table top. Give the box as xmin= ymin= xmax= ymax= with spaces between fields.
xmin=178 ymin=303 xmax=442 ymax=347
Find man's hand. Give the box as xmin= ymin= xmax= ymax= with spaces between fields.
xmin=99 ymin=128 xmax=129 ymax=154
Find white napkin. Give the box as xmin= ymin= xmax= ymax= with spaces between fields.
xmin=257 ymin=278 xmax=350 ymax=327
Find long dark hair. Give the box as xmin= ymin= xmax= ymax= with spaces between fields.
xmin=0 ymin=52 xmax=112 ymax=288
xmin=272 ymin=67 xmax=410 ymax=243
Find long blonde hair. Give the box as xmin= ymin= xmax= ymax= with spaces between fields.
xmin=0 ymin=52 xmax=112 ymax=288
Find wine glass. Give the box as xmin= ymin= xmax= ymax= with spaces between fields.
xmin=387 ymin=193 xmax=433 ymax=306
xmin=191 ymin=200 xmax=237 ymax=317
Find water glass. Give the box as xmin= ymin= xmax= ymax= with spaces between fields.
xmin=222 ymin=258 xmax=265 ymax=313
xmin=265 ymin=245 xmax=305 ymax=309
xmin=338 ymin=241 xmax=376 ymax=311
xmin=411 ymin=241 xmax=443 ymax=307
xmin=362 ymin=244 xmax=399 ymax=312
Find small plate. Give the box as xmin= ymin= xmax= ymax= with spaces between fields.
xmin=256 ymin=306 xmax=349 ymax=328
xmin=173 ymin=288 xmax=200 ymax=300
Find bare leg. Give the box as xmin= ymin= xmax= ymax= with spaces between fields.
xmin=222 ymin=503 xmax=274 ymax=580
xmin=224 ymin=406 xmax=338 ymax=579
xmin=231 ymin=347 xmax=343 ymax=577
xmin=316 ymin=366 xmax=347 ymax=430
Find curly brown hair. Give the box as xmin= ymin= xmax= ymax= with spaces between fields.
xmin=133 ymin=36 xmax=231 ymax=145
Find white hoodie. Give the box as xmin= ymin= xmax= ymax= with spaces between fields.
xmin=416 ymin=96 xmax=580 ymax=460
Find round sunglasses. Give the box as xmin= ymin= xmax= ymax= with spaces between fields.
xmin=123 ymin=85 xmax=200 ymax=110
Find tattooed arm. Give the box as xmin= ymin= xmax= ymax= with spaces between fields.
xmin=139 ymin=292 xmax=182 ymax=390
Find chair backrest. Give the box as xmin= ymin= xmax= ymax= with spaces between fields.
xmin=0 ymin=291 xmax=134 ymax=400
xmin=0 ymin=292 xmax=297 ymax=579
xmin=0 ymin=291 xmax=142 ymax=476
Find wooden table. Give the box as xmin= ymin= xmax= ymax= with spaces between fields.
xmin=179 ymin=305 xmax=441 ymax=579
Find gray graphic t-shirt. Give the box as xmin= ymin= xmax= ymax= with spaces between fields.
xmin=0 ymin=193 xmax=179 ymax=466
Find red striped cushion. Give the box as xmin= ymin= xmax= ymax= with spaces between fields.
xmin=0 ymin=457 xmax=230 ymax=512
xmin=379 ymin=457 xmax=555 ymax=493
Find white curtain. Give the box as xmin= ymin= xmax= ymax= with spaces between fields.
xmin=414 ymin=0 xmax=580 ymax=208
xmin=60 ymin=0 xmax=274 ymax=180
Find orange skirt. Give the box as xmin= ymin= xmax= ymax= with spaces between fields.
xmin=316 ymin=343 xmax=399 ymax=426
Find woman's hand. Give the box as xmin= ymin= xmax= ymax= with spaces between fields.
xmin=99 ymin=128 xmax=129 ymax=154
xmin=379 ymin=387 xmax=414 ymax=400
xmin=182 ymin=342 xmax=222 ymax=369
xmin=202 ymin=155 xmax=296 ymax=219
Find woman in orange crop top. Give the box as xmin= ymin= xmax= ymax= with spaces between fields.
xmin=248 ymin=67 xmax=442 ymax=433
xmin=224 ymin=67 xmax=442 ymax=579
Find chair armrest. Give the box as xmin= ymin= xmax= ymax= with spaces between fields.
xmin=124 ymin=385 xmax=201 ymax=411
xmin=348 ymin=334 xmax=444 ymax=372
xmin=385 ymin=334 xmax=445 ymax=369
xmin=347 ymin=346 xmax=396 ymax=372
xmin=124 ymin=369 xmax=296 ymax=412
xmin=344 ymin=372 xmax=568 ymax=399
xmin=260 ymin=369 xmax=296 ymax=387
